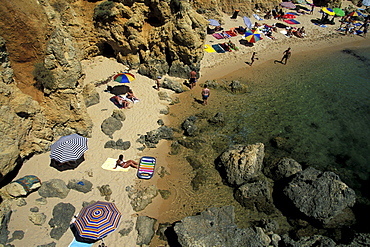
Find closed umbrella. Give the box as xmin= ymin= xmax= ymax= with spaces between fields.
xmin=113 ymin=72 xmax=135 ymax=83
xmin=74 ymin=201 xmax=122 ymax=241
xmin=50 ymin=134 xmax=88 ymax=163
xmin=280 ymin=2 xmax=296 ymax=9
xmin=243 ymin=16 xmax=252 ymax=29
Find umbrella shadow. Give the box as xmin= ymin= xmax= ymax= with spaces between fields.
xmin=50 ymin=155 xmax=85 ymax=171
xmin=239 ymin=39 xmax=254 ymax=47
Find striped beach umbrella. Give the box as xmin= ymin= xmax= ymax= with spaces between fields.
xmin=349 ymin=11 xmax=362 ymax=17
xmin=322 ymin=7 xmax=335 ymax=16
xmin=244 ymin=29 xmax=262 ymax=43
xmin=50 ymin=134 xmax=88 ymax=163
xmin=74 ymin=201 xmax=122 ymax=240
xmin=113 ymin=72 xmax=135 ymax=83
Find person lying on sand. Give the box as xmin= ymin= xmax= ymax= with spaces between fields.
xmin=114 ymin=95 xmax=130 ymax=109
xmin=114 ymin=154 xmax=138 ymax=169
xmin=126 ymin=89 xmax=139 ymax=103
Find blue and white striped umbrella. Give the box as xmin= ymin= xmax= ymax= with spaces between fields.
xmin=50 ymin=134 xmax=88 ymax=163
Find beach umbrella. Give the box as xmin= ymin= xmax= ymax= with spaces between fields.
xmin=349 ymin=11 xmax=362 ymax=16
xmin=363 ymin=0 xmax=370 ymax=7
xmin=333 ymin=8 xmax=345 ymax=17
xmin=50 ymin=134 xmax=88 ymax=163
xmin=283 ymin=14 xmax=297 ymax=19
xmin=113 ymin=72 xmax=135 ymax=83
xmin=74 ymin=201 xmax=122 ymax=241
xmin=322 ymin=7 xmax=335 ymax=16
xmin=280 ymin=2 xmax=296 ymax=9
xmin=243 ymin=16 xmax=252 ymax=29
xmin=244 ymin=29 xmax=262 ymax=43
xmin=208 ymin=19 xmax=220 ymax=26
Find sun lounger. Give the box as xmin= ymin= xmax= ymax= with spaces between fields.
xmin=137 ymin=156 xmax=156 ymax=179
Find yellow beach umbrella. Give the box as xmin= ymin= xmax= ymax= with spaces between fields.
xmin=322 ymin=7 xmax=335 ymax=16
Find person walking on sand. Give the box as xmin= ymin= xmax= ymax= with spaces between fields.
xmin=189 ymin=70 xmax=197 ymax=89
xmin=280 ymin=47 xmax=291 ymax=65
xmin=114 ymin=154 xmax=138 ymax=169
xmin=155 ymin=76 xmax=161 ymax=91
xmin=201 ymin=85 xmax=210 ymax=105
xmin=250 ymin=52 xmax=258 ymax=66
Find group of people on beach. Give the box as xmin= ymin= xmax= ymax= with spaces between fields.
xmin=112 ymin=89 xmax=139 ymax=109
xmin=338 ymin=14 xmax=369 ymax=37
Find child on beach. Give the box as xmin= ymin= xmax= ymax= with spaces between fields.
xmin=114 ymin=154 xmax=138 ymax=169
xmin=280 ymin=47 xmax=291 ymax=65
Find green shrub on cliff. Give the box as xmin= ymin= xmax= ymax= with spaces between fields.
xmin=33 ymin=62 xmax=56 ymax=91
xmin=93 ymin=1 xmax=115 ymax=22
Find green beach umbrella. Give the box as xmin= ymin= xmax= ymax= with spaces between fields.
xmin=333 ymin=8 xmax=345 ymax=17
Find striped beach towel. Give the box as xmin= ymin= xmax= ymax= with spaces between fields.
xmin=137 ymin=156 xmax=156 ymax=179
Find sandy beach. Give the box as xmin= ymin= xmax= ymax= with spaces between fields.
xmin=5 ymin=3 xmax=369 ymax=246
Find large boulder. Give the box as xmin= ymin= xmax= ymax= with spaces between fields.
xmin=48 ymin=203 xmax=75 ymax=240
xmin=38 ymin=179 xmax=70 ymax=199
xmin=136 ymin=216 xmax=157 ymax=246
xmin=283 ymin=167 xmax=356 ymax=225
xmin=218 ymin=143 xmax=265 ymax=186
xmin=174 ymin=206 xmax=271 ymax=247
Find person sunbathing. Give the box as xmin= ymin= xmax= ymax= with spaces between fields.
xmin=227 ymin=40 xmax=239 ymax=51
xmin=266 ymin=30 xmax=277 ymax=40
xmin=126 ymin=89 xmax=139 ymax=102
xmin=114 ymin=95 xmax=130 ymax=109
xmin=114 ymin=154 xmax=138 ymax=169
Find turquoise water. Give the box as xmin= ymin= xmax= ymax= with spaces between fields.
xmin=209 ymin=44 xmax=370 ymax=194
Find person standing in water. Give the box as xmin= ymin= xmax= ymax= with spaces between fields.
xmin=280 ymin=47 xmax=291 ymax=65
xmin=201 ymin=85 xmax=210 ymax=105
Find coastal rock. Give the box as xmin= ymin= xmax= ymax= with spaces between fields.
xmin=97 ymin=185 xmax=112 ymax=201
xmin=136 ymin=216 xmax=157 ymax=245
xmin=208 ymin=112 xmax=225 ymax=126
xmin=137 ymin=126 xmax=174 ymax=148
xmin=280 ymin=234 xmax=337 ymax=247
xmin=8 ymin=230 xmax=24 ymax=242
xmin=0 ymin=207 xmax=12 ymax=245
xmin=115 ymin=139 xmax=131 ymax=150
xmin=101 ymin=116 xmax=123 ymax=138
xmin=67 ymin=179 xmax=93 ymax=194
xmin=126 ymin=185 xmax=158 ymax=212
xmin=174 ymin=205 xmax=271 ymax=247
xmin=48 ymin=203 xmax=75 ymax=240
xmin=229 ymin=80 xmax=244 ymax=93
xmin=38 ymin=179 xmax=70 ymax=199
xmin=344 ymin=233 xmax=370 ymax=246
xmin=29 ymin=212 xmax=47 ymax=226
xmin=218 ymin=143 xmax=265 ymax=186
xmin=161 ymin=77 xmax=185 ymax=93
xmin=265 ymin=158 xmax=303 ymax=181
xmin=234 ymin=179 xmax=276 ymax=215
xmin=181 ymin=116 xmax=198 ymax=136
xmin=82 ymin=83 xmax=100 ymax=108
xmin=111 ymin=109 xmax=126 ymax=122
xmin=283 ymin=167 xmax=356 ymax=225
xmin=118 ymin=220 xmax=134 ymax=237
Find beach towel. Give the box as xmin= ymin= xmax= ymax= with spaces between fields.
xmin=137 ymin=156 xmax=156 ymax=179
xmin=211 ymin=44 xmax=226 ymax=53
xmin=253 ymin=13 xmax=263 ymax=21
xmin=225 ymin=30 xmax=237 ymax=37
xmin=286 ymin=12 xmax=299 ymax=15
xmin=284 ymin=19 xmax=300 ymax=24
xmin=122 ymin=94 xmax=140 ymax=104
xmin=220 ymin=43 xmax=232 ymax=52
xmin=110 ymin=95 xmax=127 ymax=109
xmin=68 ymin=238 xmax=93 ymax=247
xmin=101 ymin=158 xmax=129 ymax=172
xmin=212 ymin=33 xmax=224 ymax=39
xmin=204 ymin=44 xmax=216 ymax=53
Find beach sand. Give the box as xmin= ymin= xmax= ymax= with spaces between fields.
xmin=5 ymin=3 xmax=369 ymax=246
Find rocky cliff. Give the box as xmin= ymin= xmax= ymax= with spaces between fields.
xmin=0 ymin=0 xmax=339 ymax=181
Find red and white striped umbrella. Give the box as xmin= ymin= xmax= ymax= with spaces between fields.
xmin=50 ymin=134 xmax=88 ymax=163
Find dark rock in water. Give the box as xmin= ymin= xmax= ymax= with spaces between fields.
xmin=280 ymin=234 xmax=337 ymax=247
xmin=8 ymin=230 xmax=24 ymax=242
xmin=118 ymin=220 xmax=134 ymax=237
xmin=156 ymin=222 xmax=172 ymax=241
xmin=101 ymin=116 xmax=123 ymax=138
xmin=182 ymin=116 xmax=198 ymax=136
xmin=126 ymin=185 xmax=158 ymax=212
xmin=97 ymin=185 xmax=112 ymax=201
xmin=37 ymin=242 xmax=56 ymax=247
xmin=234 ymin=179 xmax=277 ymax=215
xmin=345 ymin=233 xmax=370 ymax=246
xmin=48 ymin=203 xmax=75 ymax=240
xmin=67 ymin=179 xmax=93 ymax=193
xmin=170 ymin=141 xmax=181 ymax=155
xmin=38 ymin=179 xmax=70 ymax=199
xmin=204 ymin=79 xmax=219 ymax=88
xmin=265 ymin=157 xmax=302 ymax=181
xmin=157 ymin=119 xmax=164 ymax=126
xmin=174 ymin=205 xmax=271 ymax=247
xmin=208 ymin=112 xmax=225 ymax=126
xmin=137 ymin=126 xmax=174 ymax=148
xmin=283 ymin=167 xmax=356 ymax=225
xmin=229 ymin=80 xmax=244 ymax=92
xmin=218 ymin=143 xmax=265 ymax=186
xmin=136 ymin=216 xmax=157 ymax=245
xmin=191 ymin=170 xmax=208 ymax=191
xmin=177 ymin=138 xmax=203 ymax=150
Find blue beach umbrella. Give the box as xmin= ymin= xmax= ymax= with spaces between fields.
xmin=113 ymin=72 xmax=135 ymax=83
xmin=50 ymin=134 xmax=88 ymax=163
xmin=363 ymin=0 xmax=370 ymax=6
xmin=208 ymin=19 xmax=220 ymax=26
